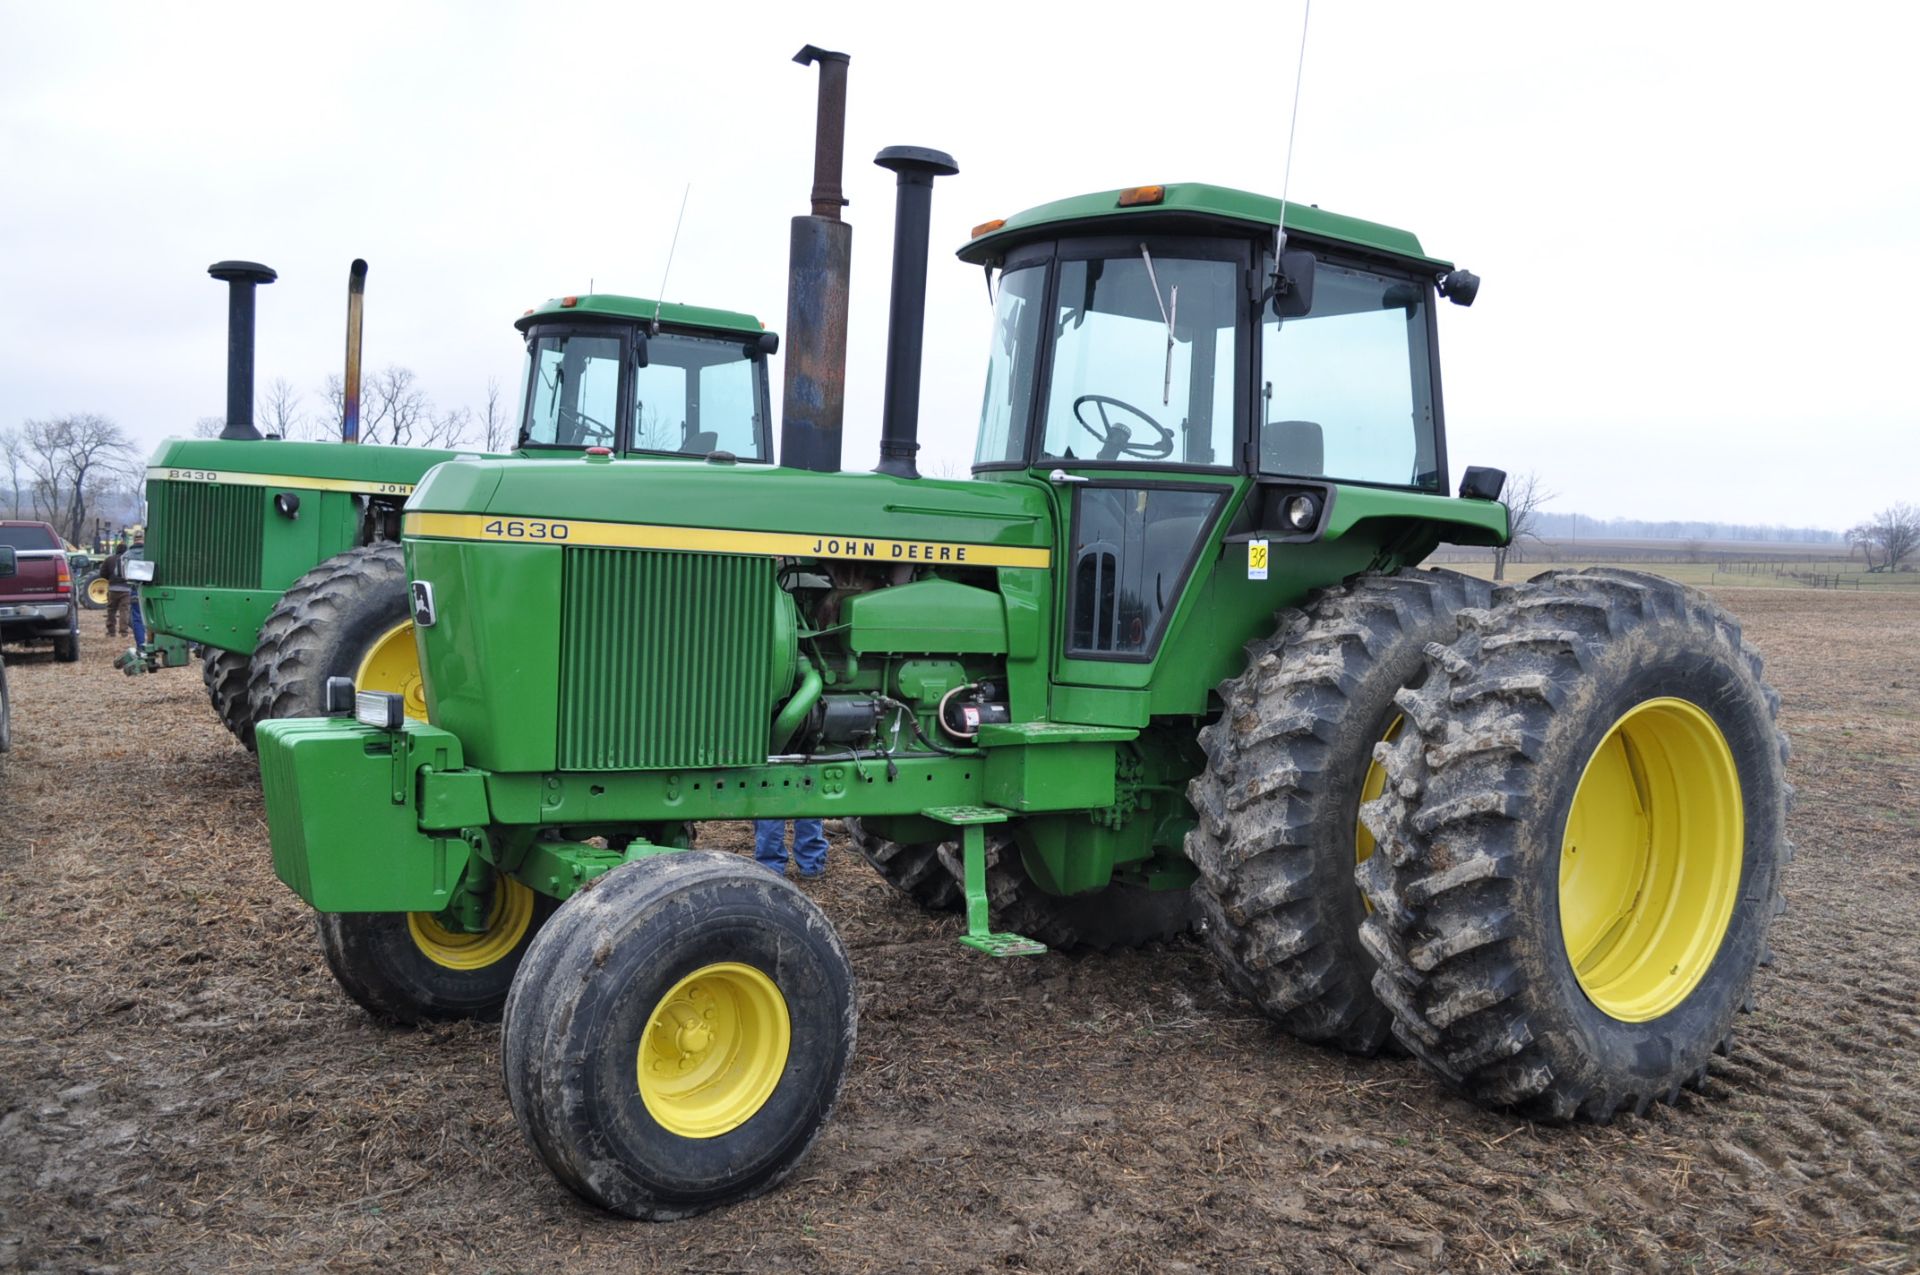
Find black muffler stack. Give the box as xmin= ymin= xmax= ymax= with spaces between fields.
xmin=779 ymin=46 xmax=853 ymax=474
xmin=208 ymin=260 xmax=277 ymax=441
xmin=872 ymin=146 xmax=958 ymax=480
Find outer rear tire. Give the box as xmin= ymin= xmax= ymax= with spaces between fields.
xmin=1186 ymin=569 xmax=1492 ymax=1054
xmin=249 ymin=543 xmax=414 ymax=724
xmin=201 ymin=647 xmax=256 ymax=750
xmin=502 ymin=851 xmax=856 ymax=1219
xmin=1358 ymin=568 xmax=1790 ymax=1121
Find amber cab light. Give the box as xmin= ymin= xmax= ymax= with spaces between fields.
xmin=970 ymin=218 xmax=1006 ymax=239
xmin=559 ymin=296 xmax=579 ymax=308
xmin=1117 ymin=185 xmax=1165 ymax=207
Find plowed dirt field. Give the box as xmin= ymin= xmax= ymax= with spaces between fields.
xmin=2 ymin=588 xmax=1916 ymax=1273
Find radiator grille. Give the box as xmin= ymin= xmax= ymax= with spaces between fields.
xmin=146 ymin=481 xmax=264 ymax=589
xmin=557 ymin=548 xmax=774 ymax=770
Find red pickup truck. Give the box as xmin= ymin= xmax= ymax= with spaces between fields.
xmin=0 ymin=520 xmax=80 ymax=662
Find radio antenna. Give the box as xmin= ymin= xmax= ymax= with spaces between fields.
xmin=651 ymin=184 xmax=692 ymax=336
xmin=1273 ymin=0 xmax=1313 ymax=258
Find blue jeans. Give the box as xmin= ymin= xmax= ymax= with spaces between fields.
xmin=130 ymin=596 xmax=145 ymax=647
xmin=754 ymin=819 xmax=827 ymax=875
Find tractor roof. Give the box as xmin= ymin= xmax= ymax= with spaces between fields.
xmin=516 ymin=294 xmax=768 ymax=337
xmin=958 ymin=183 xmax=1450 ymax=270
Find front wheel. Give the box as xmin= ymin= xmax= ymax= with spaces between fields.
xmin=502 ymin=851 xmax=856 ymax=1219
xmin=318 ymin=875 xmax=555 ymax=1024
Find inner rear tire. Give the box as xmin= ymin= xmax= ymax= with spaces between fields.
xmin=202 ymin=647 xmax=256 ymax=750
xmin=1186 ymin=569 xmax=1491 ymax=1054
xmin=937 ymin=829 xmax=1196 ymax=951
xmin=847 ymin=818 xmax=963 ymax=911
xmin=1358 ymin=568 xmax=1789 ymax=1121
xmin=249 ymin=543 xmax=415 ymax=724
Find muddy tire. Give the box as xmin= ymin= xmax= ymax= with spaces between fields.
xmin=502 ymin=851 xmax=856 ymax=1220
xmin=249 ymin=543 xmax=417 ymax=724
xmin=847 ymin=818 xmax=963 ymax=911
xmin=1186 ymin=569 xmax=1493 ymax=1054
xmin=1358 ymin=568 xmax=1790 ymax=1121
xmin=937 ymin=829 xmax=1195 ymax=951
xmin=201 ymin=647 xmax=256 ymax=750
xmin=318 ymin=877 xmax=555 ymax=1025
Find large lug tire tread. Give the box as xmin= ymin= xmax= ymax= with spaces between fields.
xmin=248 ymin=542 xmax=408 ymax=724
xmin=937 ymin=830 xmax=1196 ymax=951
xmin=201 ymin=647 xmax=257 ymax=750
xmin=1186 ymin=568 xmax=1495 ymax=1054
xmin=501 ymin=851 xmax=856 ymax=1220
xmin=317 ymin=893 xmax=557 ymax=1026
xmin=847 ymin=817 xmax=963 ymax=911
xmin=1357 ymin=567 xmax=1790 ymax=1122
xmin=53 ymin=627 xmax=78 ymax=663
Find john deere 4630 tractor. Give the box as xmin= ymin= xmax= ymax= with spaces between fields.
xmin=137 ymin=260 xmax=779 ymax=751
xmin=256 ymin=148 xmax=1788 ymax=1219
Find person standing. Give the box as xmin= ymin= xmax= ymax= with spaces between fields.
xmin=101 ymin=542 xmax=131 ymax=638
xmin=127 ymin=537 xmax=146 ymax=648
xmin=753 ymin=819 xmax=828 ymax=878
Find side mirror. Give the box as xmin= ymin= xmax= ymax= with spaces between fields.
xmin=0 ymin=546 xmax=14 ymax=578
xmin=754 ymin=331 xmax=780 ymax=357
xmin=1459 ymin=466 xmax=1507 ymax=501
xmin=1272 ymin=250 xmax=1316 ymax=319
xmin=1439 ymin=268 xmax=1480 ymax=307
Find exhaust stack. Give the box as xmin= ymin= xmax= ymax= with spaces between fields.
xmin=872 ymin=146 xmax=958 ymax=480
xmin=341 ymin=259 xmax=368 ymax=443
xmin=207 ymin=260 xmax=277 ymax=441
xmin=778 ymin=45 xmax=852 ymax=474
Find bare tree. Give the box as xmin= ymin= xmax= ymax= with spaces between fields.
xmin=322 ymin=365 xmax=471 ymax=448
xmin=0 ymin=428 xmax=26 ymax=518
xmin=1493 ymin=470 xmax=1555 ymax=581
xmin=1857 ymin=502 xmax=1920 ymax=573
xmin=479 ymin=377 xmax=516 ymax=452
xmin=192 ymin=415 xmax=226 ymax=439
xmin=12 ymin=414 xmax=140 ymax=544
xmin=258 ymin=376 xmax=329 ymax=440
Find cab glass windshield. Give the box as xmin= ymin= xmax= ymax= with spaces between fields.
xmin=1259 ymin=262 xmax=1438 ymax=489
xmin=522 ymin=331 xmax=622 ymax=448
xmin=631 ymin=331 xmax=768 ymax=460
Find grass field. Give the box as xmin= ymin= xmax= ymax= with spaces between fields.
xmin=1445 ymin=557 xmax=1920 ymax=592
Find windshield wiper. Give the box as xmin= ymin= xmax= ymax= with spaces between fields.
xmin=1139 ymin=244 xmax=1178 ymax=406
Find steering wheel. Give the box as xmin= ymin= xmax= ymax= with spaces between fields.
xmin=557 ymin=404 xmax=614 ymax=446
xmin=1072 ymin=395 xmax=1177 ymax=461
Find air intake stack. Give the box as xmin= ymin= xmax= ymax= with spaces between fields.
xmin=778 ymin=45 xmax=853 ymax=474
xmin=872 ymin=146 xmax=959 ymax=480
xmin=207 ymin=260 xmax=277 ymax=441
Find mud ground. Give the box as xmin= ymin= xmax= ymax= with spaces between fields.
xmin=1 ymin=587 xmax=1916 ymax=1273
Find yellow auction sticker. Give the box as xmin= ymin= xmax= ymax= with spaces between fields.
xmin=403 ymin=511 xmax=1051 ymax=569
xmin=147 ymin=467 xmax=416 ymax=497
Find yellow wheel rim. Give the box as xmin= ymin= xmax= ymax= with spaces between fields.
xmin=407 ymin=877 xmax=536 ymax=971
xmin=86 ymin=576 xmax=111 ymax=605
xmin=1354 ymin=714 xmax=1405 ymax=915
xmin=638 ymin=962 xmax=791 ymax=1139
xmin=355 ymin=620 xmax=428 ymax=721
xmin=1560 ymin=697 xmax=1743 ymax=1022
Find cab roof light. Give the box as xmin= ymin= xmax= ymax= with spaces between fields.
xmin=560 ymin=296 xmax=579 ymax=308
xmin=1117 ymin=185 xmax=1165 ymax=207
xmin=970 ymin=218 xmax=1006 ymax=238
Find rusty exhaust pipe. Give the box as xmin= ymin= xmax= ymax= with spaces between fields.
xmin=779 ymin=45 xmax=852 ymax=474
xmin=341 ymin=259 xmax=368 ymax=443
xmin=873 ymin=146 xmax=958 ymax=480
xmin=207 ymin=260 xmax=277 ymax=441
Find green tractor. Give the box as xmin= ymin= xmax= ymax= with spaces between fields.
xmin=135 ymin=259 xmax=780 ymax=751
xmin=256 ymin=145 xmax=1789 ymax=1218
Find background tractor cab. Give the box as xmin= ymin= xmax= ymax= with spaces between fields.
xmin=958 ymin=183 xmax=1498 ymax=720
xmin=513 ymin=295 xmax=777 ymax=461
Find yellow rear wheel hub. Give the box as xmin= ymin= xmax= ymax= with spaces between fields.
xmin=638 ymin=962 xmax=791 ymax=1139
xmin=86 ymin=576 xmax=111 ymax=606
xmin=1560 ymin=697 xmax=1743 ymax=1022
xmin=1354 ymin=714 xmax=1404 ymax=914
xmin=355 ymin=620 xmax=428 ymax=721
xmin=407 ymin=877 xmax=536 ymax=971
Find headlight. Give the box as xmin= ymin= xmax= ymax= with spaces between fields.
xmin=355 ymin=690 xmax=406 ymax=730
xmin=124 ymin=559 xmax=155 ymax=582
xmin=1284 ymin=493 xmax=1319 ymax=531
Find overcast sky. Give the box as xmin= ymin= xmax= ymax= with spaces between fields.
xmin=2 ymin=2 xmax=1914 ymax=530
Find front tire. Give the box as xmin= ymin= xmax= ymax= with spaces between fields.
xmin=249 ymin=543 xmax=421 ymax=724
xmin=1358 ymin=568 xmax=1790 ymax=1121
xmin=502 ymin=851 xmax=856 ymax=1219
xmin=80 ymin=574 xmax=110 ymax=610
xmin=1186 ymin=569 xmax=1492 ymax=1054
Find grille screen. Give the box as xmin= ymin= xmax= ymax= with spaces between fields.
xmin=557 ymin=548 xmax=774 ymax=770
xmin=146 ymin=481 xmax=264 ymax=590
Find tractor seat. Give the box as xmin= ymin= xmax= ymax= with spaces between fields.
xmin=1260 ymin=420 xmax=1324 ymax=477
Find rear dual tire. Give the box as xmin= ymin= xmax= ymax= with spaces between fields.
xmin=1358 ymin=568 xmax=1789 ymax=1121
xmin=250 ymin=542 xmax=422 ymax=726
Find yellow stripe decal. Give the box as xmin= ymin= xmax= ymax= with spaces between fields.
xmin=147 ymin=466 xmax=417 ymax=497
xmin=403 ymin=511 xmax=1051 ymax=569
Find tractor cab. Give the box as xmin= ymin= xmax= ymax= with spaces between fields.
xmin=957 ymin=183 xmax=1497 ymax=695
xmin=513 ymin=295 xmax=778 ymax=462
